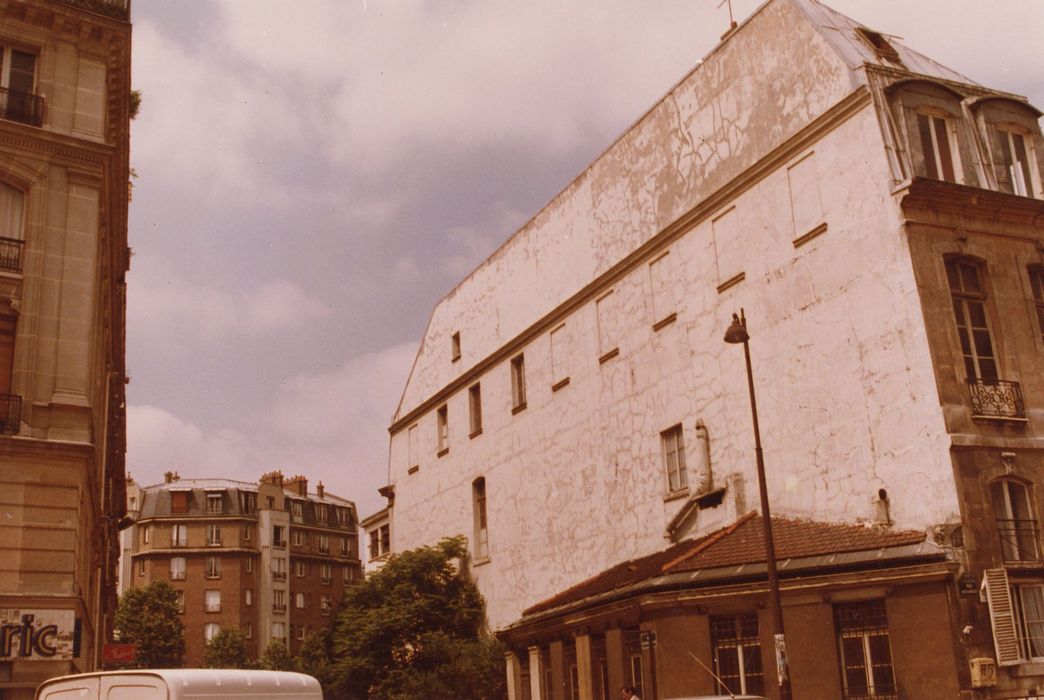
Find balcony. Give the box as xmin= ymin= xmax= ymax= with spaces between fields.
xmin=0 ymin=88 xmax=43 ymax=127
xmin=272 ymin=571 xmax=286 ymax=581
xmin=0 ymin=394 xmax=20 ymax=433
xmin=968 ymin=379 xmax=1025 ymax=420
xmin=0 ymin=238 xmax=23 ymax=273
xmin=52 ymin=0 xmax=129 ymax=21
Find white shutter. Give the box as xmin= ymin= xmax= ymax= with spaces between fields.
xmin=983 ymin=568 xmax=1022 ymax=666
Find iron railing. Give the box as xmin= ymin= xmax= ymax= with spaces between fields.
xmin=0 ymin=237 xmax=23 ymax=272
xmin=52 ymin=0 xmax=129 ymax=20
xmin=998 ymin=518 xmax=1040 ymax=563
xmin=968 ymin=379 xmax=1025 ymax=419
xmin=0 ymin=394 xmax=19 ymax=433
xmin=0 ymin=88 xmax=43 ymax=127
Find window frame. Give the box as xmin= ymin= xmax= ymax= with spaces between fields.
xmin=661 ymin=424 xmax=688 ymax=494
xmin=916 ymin=109 xmax=962 ymax=183
xmin=204 ymin=589 xmax=221 ymax=613
xmin=468 ymin=383 xmax=482 ymax=437
xmin=436 ymin=404 xmax=449 ymax=455
xmin=510 ymin=353 xmax=527 ymax=412
xmin=992 ymin=479 xmax=1040 ymax=563
xmin=206 ymin=523 xmax=222 ymax=546
xmin=998 ymin=126 xmax=1039 ymax=198
xmin=169 ymin=556 xmax=186 ymax=581
xmin=945 ymin=257 xmax=998 ymax=383
xmin=473 ymin=477 xmax=489 ymax=560
xmin=204 ymin=555 xmax=221 ymax=579
xmin=710 ymin=613 xmax=764 ymax=697
xmin=171 ymin=524 xmax=187 ymax=548
xmin=833 ymin=600 xmax=898 ymax=700
xmin=1028 ymin=266 xmax=1044 ymax=345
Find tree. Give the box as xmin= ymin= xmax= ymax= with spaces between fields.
xmin=260 ymin=639 xmax=295 ymax=671
xmin=204 ymin=627 xmax=251 ymax=669
xmin=297 ymin=629 xmax=335 ymax=688
xmin=114 ymin=580 xmax=185 ymax=668
xmin=328 ymin=536 xmax=505 ymax=700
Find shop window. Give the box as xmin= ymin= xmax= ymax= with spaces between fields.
xmin=711 ymin=614 xmax=765 ymax=696
xmin=834 ymin=601 xmax=897 ymax=700
xmin=992 ymin=479 xmax=1040 ymax=562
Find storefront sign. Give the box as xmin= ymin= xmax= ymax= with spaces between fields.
xmin=0 ymin=609 xmax=76 ymax=660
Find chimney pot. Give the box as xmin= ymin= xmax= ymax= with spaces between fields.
xmin=317 ymin=482 xmax=324 ymax=498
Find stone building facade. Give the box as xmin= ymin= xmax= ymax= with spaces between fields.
xmin=0 ymin=0 xmax=130 ymax=697
xmin=123 ymin=472 xmax=362 ymax=667
xmin=382 ymin=0 xmax=1044 ymax=698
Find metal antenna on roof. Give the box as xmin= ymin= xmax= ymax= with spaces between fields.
xmin=717 ymin=0 xmax=738 ymax=33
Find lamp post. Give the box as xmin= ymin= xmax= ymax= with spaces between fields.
xmin=724 ymin=309 xmax=792 ymax=700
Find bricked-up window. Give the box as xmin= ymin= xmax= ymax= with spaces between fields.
xmin=245 ymin=589 xmax=252 ymax=606
xmin=469 ymin=383 xmax=482 ymax=436
xmin=206 ymin=492 xmax=223 ymax=514
xmin=834 ymin=601 xmax=897 ymax=700
xmin=170 ymin=557 xmax=185 ymax=580
xmin=917 ymin=111 xmax=960 ymax=183
xmin=436 ymin=404 xmax=449 ymax=454
xmin=171 ymin=524 xmax=187 ymax=548
xmin=205 ymin=556 xmax=221 ymax=579
xmin=204 ymin=589 xmax=220 ymax=613
xmin=206 ymin=524 xmax=221 ymax=546
xmin=992 ymin=480 xmax=1040 ymax=563
xmin=170 ymin=491 xmax=190 ymax=513
xmin=473 ymin=478 xmax=489 ymax=560
xmin=204 ymin=623 xmax=220 ymax=642
xmin=998 ymin=128 xmax=1038 ymax=197
xmin=510 ymin=354 xmax=527 ymax=411
xmin=711 ymin=614 xmax=764 ymax=696
xmin=661 ymin=425 xmax=688 ymax=493
xmin=1029 ymin=266 xmax=1044 ymax=343
xmin=946 ymin=258 xmax=998 ymax=382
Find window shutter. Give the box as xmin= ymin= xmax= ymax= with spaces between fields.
xmin=983 ymin=568 xmax=1021 ymax=665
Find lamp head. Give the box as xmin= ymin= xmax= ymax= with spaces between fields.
xmin=723 ymin=310 xmax=749 ymax=344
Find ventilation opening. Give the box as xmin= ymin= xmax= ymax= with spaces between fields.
xmin=856 ymin=27 xmax=903 ymax=65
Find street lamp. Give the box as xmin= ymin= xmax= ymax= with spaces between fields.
xmin=724 ymin=309 xmax=793 ymax=700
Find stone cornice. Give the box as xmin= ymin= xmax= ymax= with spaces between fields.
xmin=896 ymin=178 xmax=1044 ymax=232
xmin=0 ymin=123 xmax=114 ymax=167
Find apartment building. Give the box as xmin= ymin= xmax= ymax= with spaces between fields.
xmin=383 ymin=0 xmax=1044 ymax=697
xmin=124 ymin=471 xmax=362 ymax=667
xmin=0 ymin=0 xmax=131 ymax=697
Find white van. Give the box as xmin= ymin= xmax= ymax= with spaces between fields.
xmin=35 ymin=669 xmax=323 ymax=700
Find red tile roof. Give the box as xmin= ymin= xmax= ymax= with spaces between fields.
xmin=522 ymin=512 xmax=926 ymax=617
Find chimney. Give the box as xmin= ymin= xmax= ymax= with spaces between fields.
xmin=164 ymin=471 xmax=174 ymax=483
xmin=285 ymin=475 xmax=308 ymax=496
xmin=316 ymin=482 xmax=324 ymax=499
xmin=260 ymin=470 xmax=284 ymax=487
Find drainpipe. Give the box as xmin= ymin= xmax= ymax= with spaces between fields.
xmin=695 ymin=419 xmax=712 ymax=493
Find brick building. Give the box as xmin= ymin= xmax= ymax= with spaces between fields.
xmin=123 ymin=471 xmax=362 ymax=667
xmin=0 ymin=0 xmax=131 ymax=696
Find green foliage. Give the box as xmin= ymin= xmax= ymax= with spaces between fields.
xmin=129 ymin=89 xmax=142 ymax=120
xmin=296 ymin=629 xmax=335 ymax=687
xmin=114 ymin=581 xmax=185 ymax=668
xmin=260 ymin=639 xmax=295 ymax=671
xmin=204 ymin=627 xmax=251 ymax=669
xmin=328 ymin=537 xmax=505 ymax=700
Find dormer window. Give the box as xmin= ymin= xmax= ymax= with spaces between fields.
xmin=917 ymin=111 xmax=959 ymax=183
xmin=998 ymin=128 xmax=1037 ymax=198
xmin=855 ymin=27 xmax=902 ymax=65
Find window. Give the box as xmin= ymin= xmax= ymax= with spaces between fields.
xmin=206 ymin=524 xmax=222 ymax=546
xmin=243 ymin=525 xmax=252 ymax=542
xmin=296 ymin=624 xmax=306 ymax=640
xmin=339 ymin=536 xmax=349 ymax=556
xmin=451 ymin=331 xmax=461 ymax=361
xmin=174 ymin=590 xmax=185 ymax=613
xmin=343 ymin=565 xmax=355 ymax=585
xmin=321 ymin=563 xmax=332 ymax=584
xmin=0 ymin=46 xmax=40 ymax=126
xmin=316 ymin=503 xmax=328 ymax=523
xmin=0 ymin=184 xmax=24 ymax=274
xmin=292 ymin=530 xmax=305 ymax=547
xmin=0 ymin=313 xmax=14 ymax=411
xmin=170 ymin=491 xmax=190 ymax=514
xmin=272 ymin=622 xmax=285 ymax=640
xmin=369 ymin=530 xmax=379 ymax=560
xmin=436 ymin=405 xmax=449 ymax=455
xmin=998 ymin=128 xmax=1037 ymax=197
xmin=946 ymin=258 xmax=997 ymax=382
xmin=273 ymin=525 xmax=286 ymax=547
xmin=169 ymin=557 xmax=186 ymax=580
xmin=273 ymin=589 xmax=286 ymax=611
xmin=245 ymin=589 xmax=253 ymax=607
xmin=1029 ymin=266 xmax=1044 ymax=343
xmin=206 ymin=492 xmax=223 ymax=514
xmin=320 ymin=595 xmax=332 ymax=616
xmin=473 ymin=478 xmax=489 ymax=560
xmin=242 ymin=492 xmax=257 ymax=514
xmin=917 ymin=111 xmax=959 ymax=183
xmin=318 ymin=534 xmax=329 ymax=554
xmin=661 ymin=425 xmax=688 ymax=493
xmin=204 ymin=589 xmax=221 ymax=613
xmin=295 ymin=592 xmax=306 ymax=609
xmin=295 ymin=560 xmax=306 ymax=577
xmin=138 ymin=559 xmax=145 ymax=577
xmin=205 ymin=556 xmax=221 ymax=579
xmin=291 ymin=500 xmax=303 ymax=519
xmin=711 ymin=614 xmax=764 ymax=696
xmin=171 ymin=524 xmax=187 ymax=548
xmin=834 ymin=601 xmax=897 ymax=700
xmin=511 ymin=354 xmax=527 ymax=412
xmin=992 ymin=480 xmax=1040 ymax=562
xmin=244 ymin=622 xmax=253 ymax=639
xmin=272 ymin=557 xmax=286 ymax=580
xmin=337 ymin=506 xmax=352 ymax=528
xmin=469 ymin=383 xmax=482 ymax=437
xmin=380 ymin=524 xmax=390 ymax=556
xmin=141 ymin=525 xmax=150 ymax=545
xmin=245 ymin=557 xmax=253 ymax=573
xmin=204 ymin=623 xmax=220 ymax=642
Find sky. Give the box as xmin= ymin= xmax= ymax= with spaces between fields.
xmin=126 ymin=0 xmax=1044 ymax=518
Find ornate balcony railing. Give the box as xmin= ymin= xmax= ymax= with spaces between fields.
xmin=0 ymin=237 xmax=23 ymax=272
xmin=52 ymin=0 xmax=129 ymax=21
xmin=0 ymin=394 xmax=20 ymax=433
xmin=998 ymin=518 xmax=1040 ymax=563
xmin=968 ymin=379 xmax=1025 ymax=419
xmin=0 ymin=88 xmax=43 ymax=127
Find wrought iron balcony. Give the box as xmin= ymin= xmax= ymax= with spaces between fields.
xmin=0 ymin=88 xmax=43 ymax=127
xmin=968 ymin=379 xmax=1025 ymax=420
xmin=0 ymin=394 xmax=20 ymax=433
xmin=51 ymin=0 xmax=129 ymax=21
xmin=0 ymin=237 xmax=23 ymax=272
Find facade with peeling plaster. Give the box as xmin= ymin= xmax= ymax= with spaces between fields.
xmin=382 ymin=0 xmax=1044 ymax=697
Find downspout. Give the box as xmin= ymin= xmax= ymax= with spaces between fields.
xmin=694 ymin=419 xmax=712 ymax=493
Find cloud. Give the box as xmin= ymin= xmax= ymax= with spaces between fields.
xmin=128 ymin=256 xmax=330 ymax=344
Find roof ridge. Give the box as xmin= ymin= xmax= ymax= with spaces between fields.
xmin=660 ymin=510 xmax=759 ymax=573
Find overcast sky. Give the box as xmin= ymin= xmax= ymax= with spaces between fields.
xmin=126 ymin=0 xmax=1044 ymax=517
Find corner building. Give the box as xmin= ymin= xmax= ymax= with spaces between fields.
xmin=0 ymin=0 xmax=130 ymax=697
xmin=123 ymin=472 xmax=362 ymax=667
xmin=383 ymin=0 xmax=1044 ymax=697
